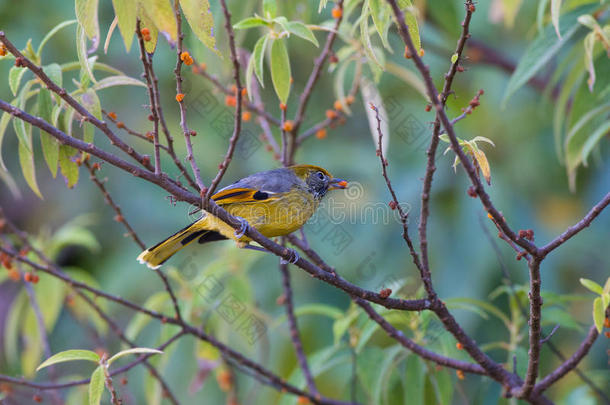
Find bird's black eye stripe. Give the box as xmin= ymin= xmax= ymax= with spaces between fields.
xmin=317 ymin=171 xmax=325 ymax=180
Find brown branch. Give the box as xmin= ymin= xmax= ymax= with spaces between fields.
xmin=419 ymin=0 xmax=475 ymax=299
xmin=84 ymin=160 xmax=146 ymax=250
xmin=0 ymin=32 xmax=156 ymax=174
xmin=102 ymin=109 xmax=168 ymax=151
xmin=539 ymin=192 xmax=610 ymax=257
xmin=172 ymin=3 xmax=206 ymax=191
xmin=278 ymin=258 xmax=319 ymax=396
xmin=517 ymin=258 xmax=543 ymax=398
xmin=532 ymin=325 xmax=601 ymax=396
xmin=205 ymin=0 xmax=243 ymax=197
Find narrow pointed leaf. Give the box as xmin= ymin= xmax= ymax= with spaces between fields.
xmin=580 ymin=278 xmax=603 ymax=295
xmin=59 ymin=145 xmax=79 ymax=188
xmin=111 ymin=0 xmax=137 ymax=51
xmin=285 ymin=21 xmax=319 ymax=47
xmin=270 ymin=38 xmax=291 ymax=103
xmin=9 ymin=66 xmax=27 ymax=97
xmin=0 ymin=112 xmax=12 ymax=170
xmin=263 ymin=0 xmax=277 ymax=19
xmin=252 ymin=34 xmax=269 ymax=87
xmin=37 ymin=350 xmax=100 ymax=372
xmin=92 ymin=75 xmax=146 ymax=91
xmin=551 ymin=0 xmax=562 ymax=38
xmin=107 ymin=348 xmax=163 ymax=366
xmin=592 ymin=297 xmax=604 ymax=333
xmin=42 ymin=63 xmax=63 ymax=87
xmin=181 ymin=0 xmax=217 ymax=53
xmin=233 ymin=17 xmax=268 ymax=30
xmin=88 ymin=366 xmax=104 ymax=405
xmin=75 ymin=0 xmax=100 ymax=48
xmin=37 ymin=20 xmax=78 ymax=56
xmin=38 ymin=89 xmax=59 ymax=177
xmin=138 ymin=9 xmax=159 ymax=53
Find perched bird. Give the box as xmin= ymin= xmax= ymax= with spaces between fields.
xmin=137 ymin=165 xmax=348 ymax=269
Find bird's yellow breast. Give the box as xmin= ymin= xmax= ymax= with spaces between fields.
xmin=197 ymin=187 xmax=319 ymax=242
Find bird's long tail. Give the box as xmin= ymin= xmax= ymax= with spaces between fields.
xmin=137 ymin=219 xmax=226 ymax=269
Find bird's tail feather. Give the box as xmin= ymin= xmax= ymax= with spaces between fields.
xmin=137 ymin=221 xmax=226 ymax=269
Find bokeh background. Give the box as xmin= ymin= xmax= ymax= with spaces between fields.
xmin=0 ymin=0 xmax=608 ymax=404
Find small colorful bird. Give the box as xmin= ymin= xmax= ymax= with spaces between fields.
xmin=137 ymin=165 xmax=348 ymax=269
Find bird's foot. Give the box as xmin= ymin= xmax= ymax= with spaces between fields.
xmin=280 ymin=248 xmax=300 ymax=265
xmin=234 ymin=216 xmax=248 ymax=239
xmin=242 ymin=244 xmax=267 ymax=252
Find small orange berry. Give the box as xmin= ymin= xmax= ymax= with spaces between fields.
xmin=108 ymin=111 xmax=117 ymax=120
xmin=24 ymin=273 xmax=32 ymax=283
xmin=468 ymin=3 xmax=476 ymax=12
xmin=143 ymin=34 xmax=151 ymax=42
xmin=456 ymin=342 xmax=464 ymax=350
xmin=8 ymin=269 xmax=20 ymax=281
xmin=0 ymin=45 xmax=7 ymax=56
xmin=231 ymin=85 xmax=237 ymax=94
xmin=116 ymin=121 xmax=125 ymax=129
xmin=184 ymin=56 xmax=193 ymax=66
xmin=141 ymin=28 xmax=150 ymax=36
xmin=487 ymin=213 xmax=493 ymax=219
xmin=315 ymin=128 xmax=327 ymax=139
xmin=326 ymin=109 xmax=338 ymax=119
xmin=32 ymin=274 xmax=39 ymax=284
xmin=225 ymin=95 xmax=237 ymax=107
xmin=346 ymin=95 xmax=355 ymax=105
xmin=331 ymin=6 xmax=342 ymax=18
xmin=456 ymin=370 xmax=465 ymax=380
xmin=379 ymin=288 xmax=392 ymax=299
xmin=199 ymin=62 xmax=207 ymax=70
xmin=242 ymin=111 xmax=251 ymax=122
xmin=604 ymin=317 xmax=610 ymax=328
xmin=216 ymin=370 xmax=233 ymax=392
xmin=404 ymin=46 xmax=412 ymax=59
xmin=283 ymin=120 xmax=294 ymax=132
xmin=279 ymin=102 xmax=287 ymax=111
xmin=604 ymin=331 xmax=610 ymax=338
xmin=419 ymin=48 xmax=425 ymax=57
xmin=333 ymin=100 xmax=343 ymax=111
xmin=425 ymin=104 xmax=432 ymax=112
xmin=297 ymin=396 xmax=310 ymax=404
xmin=145 ymin=131 xmax=154 ymax=140
xmin=176 ymin=93 xmax=185 ymax=102
xmin=180 ymin=51 xmax=190 ymax=61
xmin=241 ymin=88 xmax=247 ymax=97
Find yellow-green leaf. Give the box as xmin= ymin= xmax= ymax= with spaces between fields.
xmin=38 ymin=89 xmax=59 ymax=177
xmin=75 ymin=0 xmax=100 ymax=45
xmin=551 ymin=0 xmax=562 ymax=38
xmin=580 ymin=278 xmax=603 ymax=295
xmin=142 ymin=0 xmax=177 ymax=46
xmin=270 ymin=38 xmax=290 ymax=103
xmin=108 ymin=348 xmax=163 ymax=366
xmin=18 ymin=129 xmax=42 ymax=198
xmin=112 ymin=0 xmax=138 ymax=51
xmin=89 ymin=366 xmax=105 ymax=405
xmin=0 ymin=111 xmax=12 ymax=170
xmin=181 ymin=0 xmax=217 ymax=53
xmin=37 ymin=350 xmax=100 ymax=372
xmin=397 ymin=0 xmax=421 ymax=51
xmin=59 ymin=144 xmax=79 ymax=188
xmin=139 ymin=8 xmax=159 ymax=53
xmin=592 ymin=297 xmax=604 ymax=333
xmin=252 ymin=34 xmax=269 ymax=87
xmin=472 ymin=146 xmax=492 ymax=185
xmin=9 ymin=66 xmax=27 ymax=97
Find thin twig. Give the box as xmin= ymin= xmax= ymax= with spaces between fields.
xmin=278 ymin=256 xmax=319 ymax=396
xmin=206 ymin=0 xmax=243 ymax=197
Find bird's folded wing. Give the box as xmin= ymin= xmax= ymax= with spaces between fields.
xmin=212 ymin=187 xmax=282 ymax=204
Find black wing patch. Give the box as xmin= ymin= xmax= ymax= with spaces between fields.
xmin=213 ymin=189 xmax=250 ymax=201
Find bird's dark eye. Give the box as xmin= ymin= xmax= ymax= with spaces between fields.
xmin=316 ymin=171 xmax=325 ymax=180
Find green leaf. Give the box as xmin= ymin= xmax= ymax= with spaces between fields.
xmin=77 ymin=25 xmax=96 ymax=85
xmin=18 ymin=128 xmax=43 ymax=198
xmin=233 ymin=17 xmax=268 ymax=30
xmin=88 ymin=366 xmax=105 ymax=405
xmin=180 ymin=0 xmax=217 ymax=53
xmin=139 ymin=9 xmax=159 ymax=53
xmin=551 ymin=0 xmax=562 ymax=38
xmin=592 ymin=297 xmax=604 ymax=333
xmin=397 ymin=0 xmax=421 ymax=51
xmin=38 ymin=89 xmax=59 ymax=177
xmin=43 ymin=63 xmax=63 ymax=87
xmin=0 ymin=111 xmax=12 ymax=170
xmin=566 ymin=102 xmax=610 ymax=173
xmin=80 ymin=88 xmax=102 ymax=119
xmin=91 ymin=75 xmax=146 ymax=91
xmin=75 ymin=0 xmax=100 ymax=44
xmin=360 ymin=2 xmax=383 ymax=69
xmin=38 ymin=20 xmax=78 ymax=57
xmin=9 ymin=66 xmax=27 ymax=97
xmin=580 ymin=278 xmax=604 ymax=295
xmin=37 ymin=350 xmax=100 ymax=372
xmin=252 ymin=34 xmax=268 ymax=87
xmin=451 ymin=53 xmax=458 ymax=64
xmin=108 ymin=348 xmax=163 ymax=366
xmin=285 ymin=21 xmax=319 ymax=47
xmin=369 ymin=0 xmax=391 ymax=50
xmin=333 ymin=309 xmax=359 ymax=345
xmin=143 ymin=0 xmax=177 ymax=46
xmin=111 ymin=0 xmax=137 ymax=51
xmin=269 ymin=38 xmax=291 ymax=103
xmin=502 ymin=4 xmax=597 ymax=106
xmin=59 ymin=145 xmax=79 ymax=188
xmin=263 ymin=0 xmax=277 ymax=19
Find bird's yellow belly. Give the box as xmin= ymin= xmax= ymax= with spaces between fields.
xmin=203 ymin=192 xmax=319 ymax=242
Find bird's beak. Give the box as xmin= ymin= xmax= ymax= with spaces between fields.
xmin=329 ymin=178 xmax=348 ymax=190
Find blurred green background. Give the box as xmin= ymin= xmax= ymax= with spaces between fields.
xmin=0 ymin=0 xmax=608 ymax=404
